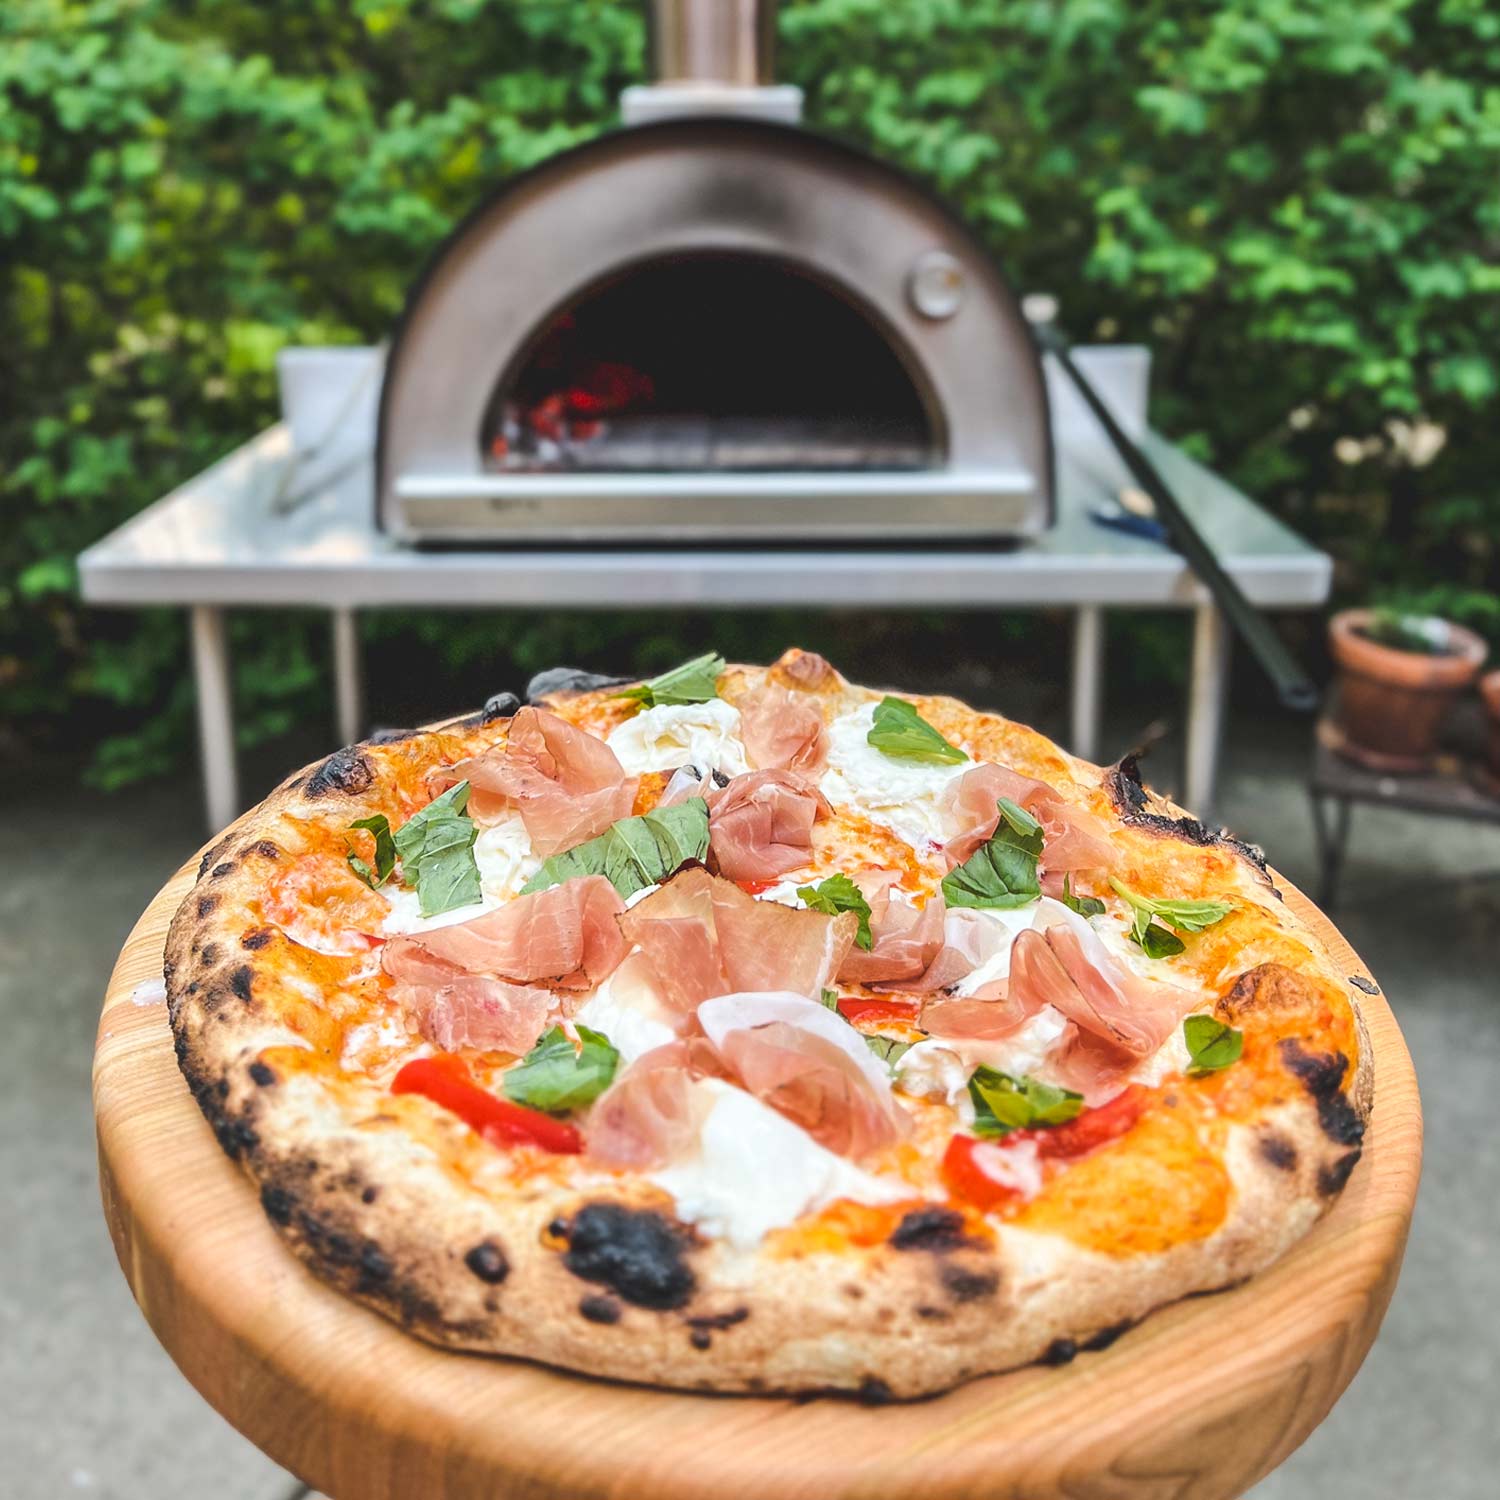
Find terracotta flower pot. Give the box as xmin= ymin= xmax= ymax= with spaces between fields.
xmin=1328 ymin=608 xmax=1487 ymax=772
xmin=1480 ymin=670 xmax=1500 ymax=782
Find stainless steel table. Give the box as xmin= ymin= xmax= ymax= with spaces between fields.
xmin=79 ymin=422 xmax=1329 ymax=830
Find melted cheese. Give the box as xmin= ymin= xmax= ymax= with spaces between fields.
xmin=650 ymin=1080 xmax=908 ymax=1250
xmin=605 ymin=699 xmax=749 ymax=777
xmin=572 ymin=960 xmax=676 ymax=1065
xmin=819 ymin=701 xmax=972 ymax=846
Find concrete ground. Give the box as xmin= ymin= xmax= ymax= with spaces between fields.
xmin=3 ymin=703 xmax=1495 ymax=1500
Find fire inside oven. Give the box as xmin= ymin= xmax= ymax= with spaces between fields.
xmin=480 ymin=253 xmax=943 ymax=474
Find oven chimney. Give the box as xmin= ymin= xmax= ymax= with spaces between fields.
xmin=621 ymin=0 xmax=803 ymax=125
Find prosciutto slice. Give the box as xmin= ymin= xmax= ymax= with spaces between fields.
xmin=706 ymin=769 xmax=830 ymax=884
xmin=449 ymin=706 xmax=638 ymax=855
xmin=585 ymin=1037 xmax=726 ymax=1168
xmin=736 ymin=682 xmax=829 ymax=778
xmin=1009 ymin=904 xmax=1191 ymax=1061
xmin=698 ymin=992 xmax=911 ymax=1158
xmin=382 ymin=944 xmax=553 ymax=1055
xmin=386 ymin=876 xmax=626 ymax=991
xmin=619 ymin=867 xmax=856 ymax=1013
xmin=943 ymin=763 xmax=1115 ymax=887
xmin=838 ymin=874 xmax=947 ymax=985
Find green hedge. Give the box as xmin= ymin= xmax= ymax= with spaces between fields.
xmin=4 ymin=0 xmax=1499 ymax=784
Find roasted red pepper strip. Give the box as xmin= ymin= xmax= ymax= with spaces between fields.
xmin=836 ymin=996 xmax=920 ymax=1025
xmin=942 ymin=1085 xmax=1150 ymax=1210
xmin=1031 ymin=1084 xmax=1148 ymax=1160
xmin=941 ymin=1134 xmax=1023 ymax=1212
xmin=392 ymin=1054 xmax=582 ymax=1155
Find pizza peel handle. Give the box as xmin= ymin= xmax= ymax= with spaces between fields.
xmin=94 ymin=851 xmax=1420 ymax=1500
xmin=1030 ymin=312 xmax=1321 ymax=715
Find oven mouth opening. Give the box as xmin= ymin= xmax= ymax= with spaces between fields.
xmin=480 ymin=252 xmax=944 ymax=473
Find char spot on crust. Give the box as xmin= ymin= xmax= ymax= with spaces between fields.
xmin=359 ymin=1243 xmax=394 ymax=1284
xmin=196 ymin=895 xmax=219 ymax=918
xmin=241 ymin=927 xmax=274 ymax=951
xmin=464 ymin=1241 xmax=510 ymax=1285
xmin=211 ymin=861 xmax=236 ymax=879
xmin=480 ymin=690 xmax=521 ymax=721
xmin=1082 ymin=1319 xmax=1132 ymax=1352
xmin=198 ymin=833 xmax=235 ymax=880
xmin=199 ymin=943 xmax=219 ymax=966
xmin=1349 ymin=974 xmax=1380 ymax=995
xmin=690 ymin=1329 xmax=712 ymax=1350
xmin=579 ymin=1294 xmax=622 ymax=1324
xmin=227 ymin=964 xmax=255 ymax=1002
xmin=526 ymin=667 xmax=631 ymax=704
xmin=1217 ymin=962 xmax=1306 ymax=1023
xmin=916 ymin=1306 xmax=949 ymax=1321
xmin=305 ymin=746 xmax=375 ymax=798
xmin=856 ymin=1377 xmax=895 ymax=1406
xmin=939 ymin=1264 xmax=999 ymax=1302
xmin=562 ymin=1203 xmax=696 ymax=1311
xmin=243 ymin=838 xmax=280 ymax=860
xmin=889 ymin=1207 xmax=974 ymax=1252
xmin=1318 ymin=1150 xmax=1362 ymax=1197
xmin=1257 ymin=1133 xmax=1298 ymax=1171
xmin=1040 ymin=1338 xmax=1078 ymax=1366
xmin=1104 ymin=756 xmax=1272 ymax=879
xmin=362 ymin=1186 xmax=379 ymax=1205
xmin=1280 ymin=1040 xmax=1366 ymax=1147
xmin=687 ymin=1307 xmax=749 ymax=1332
xmin=261 ymin=1185 xmax=296 ymax=1225
xmin=248 ymin=1060 xmax=277 ymax=1088
xmin=367 ymin=726 xmax=420 ymax=745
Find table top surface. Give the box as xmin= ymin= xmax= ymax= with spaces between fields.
xmin=1312 ymin=730 xmax=1500 ymax=824
xmin=95 ymin=847 xmax=1418 ymax=1500
xmin=79 ymin=425 xmax=1330 ymax=610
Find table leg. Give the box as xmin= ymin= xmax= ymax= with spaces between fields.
xmin=331 ymin=606 xmax=363 ymax=746
xmin=1070 ymin=605 xmax=1105 ymax=762
xmin=189 ymin=605 xmax=238 ymax=832
xmin=1184 ymin=602 xmax=1230 ymax=820
xmin=1309 ymin=789 xmax=1354 ymax=911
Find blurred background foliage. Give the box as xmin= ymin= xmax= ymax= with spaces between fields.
xmin=3 ymin=0 xmax=1498 ymax=786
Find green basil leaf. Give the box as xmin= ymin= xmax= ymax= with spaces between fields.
xmin=798 ymin=873 xmax=874 ymax=950
xmin=1183 ymin=1014 xmax=1243 ymax=1075
xmin=865 ymin=695 xmax=968 ymax=764
xmin=502 ymin=1025 xmax=620 ymax=1112
xmin=519 ymin=798 xmax=710 ymax=900
xmin=1060 ymin=872 xmax=1105 ymax=918
xmin=616 ymin=652 xmax=725 ymax=709
xmin=820 ymin=988 xmax=840 ymax=1011
xmin=1110 ymin=877 xmax=1231 ymax=935
xmin=968 ymin=1066 xmax=1084 ymax=1138
xmin=941 ymin=796 xmax=1043 ymax=910
xmin=1137 ymin=920 xmax=1186 ymax=959
xmin=393 ymin=782 xmax=481 ymax=917
xmin=346 ymin=813 xmax=396 ymax=889
xmin=864 ymin=1034 xmax=913 ymax=1069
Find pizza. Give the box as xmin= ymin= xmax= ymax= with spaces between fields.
xmin=166 ymin=649 xmax=1372 ymax=1398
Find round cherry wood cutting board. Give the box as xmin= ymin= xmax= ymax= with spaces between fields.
xmin=95 ymin=847 xmax=1420 ymax=1500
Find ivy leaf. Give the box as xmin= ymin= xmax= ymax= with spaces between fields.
xmin=1183 ymin=1015 xmax=1243 ymax=1075
xmin=346 ymin=813 xmax=395 ymax=889
xmin=519 ymin=798 xmax=709 ymax=900
xmin=502 ymin=1025 xmax=619 ymax=1112
xmin=798 ymin=873 xmax=874 ymax=949
xmin=865 ymin=696 xmax=967 ymax=764
xmin=941 ymin=797 xmax=1043 ymax=910
xmin=616 ymin=652 xmax=725 ymax=709
xmin=1060 ymin=873 xmax=1105 ymax=918
xmin=393 ymin=782 xmax=481 ymax=917
xmin=968 ymin=1067 xmax=1084 ymax=1138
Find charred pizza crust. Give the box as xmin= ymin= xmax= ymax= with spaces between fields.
xmin=165 ymin=653 xmax=1373 ymax=1397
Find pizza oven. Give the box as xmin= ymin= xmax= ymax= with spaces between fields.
xmin=376 ymin=0 xmax=1053 ymax=544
